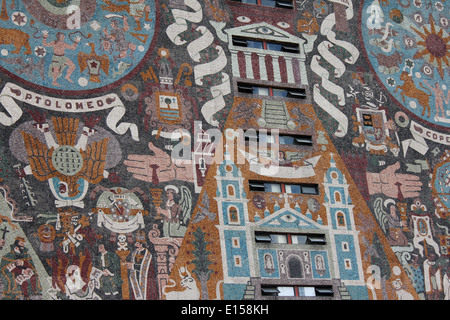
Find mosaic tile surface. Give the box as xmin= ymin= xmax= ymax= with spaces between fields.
xmin=0 ymin=0 xmax=448 ymax=301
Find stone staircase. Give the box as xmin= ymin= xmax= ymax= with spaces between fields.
xmin=243 ymin=280 xmax=256 ymax=300
xmin=257 ymin=100 xmax=294 ymax=129
xmin=338 ymin=284 xmax=352 ymax=300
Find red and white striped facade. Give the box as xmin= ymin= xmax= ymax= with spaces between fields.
xmin=225 ymin=22 xmax=309 ymax=86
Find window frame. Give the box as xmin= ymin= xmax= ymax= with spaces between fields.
xmin=232 ymin=36 xmax=300 ymax=54
xmin=244 ymin=130 xmax=313 ymax=147
xmin=254 ymin=231 xmax=327 ymax=245
xmin=237 ymin=82 xmax=307 ymax=100
xmin=230 ymin=0 xmax=294 ymax=9
xmin=248 ymin=180 xmax=319 ymax=195
xmin=261 ymin=285 xmax=333 ymax=297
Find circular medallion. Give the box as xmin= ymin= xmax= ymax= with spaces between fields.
xmin=360 ymin=0 xmax=449 ymax=128
xmin=52 ymin=145 xmax=83 ymax=176
xmin=110 ymin=198 xmax=131 ymax=222
xmin=37 ymin=224 xmax=56 ymax=243
xmin=0 ymin=0 xmax=157 ymax=94
xmin=431 ymin=150 xmax=450 ymax=217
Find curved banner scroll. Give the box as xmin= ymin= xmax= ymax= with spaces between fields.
xmin=0 ymin=83 xmax=139 ymax=141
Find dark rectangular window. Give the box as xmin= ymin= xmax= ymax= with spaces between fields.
xmin=305 ymin=235 xmax=327 ymax=245
xmin=261 ymin=287 xmax=280 ymax=296
xmin=237 ymin=82 xmax=307 ymax=99
xmin=292 ymin=135 xmax=313 ymax=146
xmin=231 ymin=0 xmax=293 ymax=9
xmin=232 ymin=36 xmax=299 ymax=54
xmin=255 ymin=232 xmax=326 ymax=245
xmin=248 ymin=181 xmax=282 ymax=193
xmin=261 ymin=285 xmax=333 ymax=297
xmin=237 ymin=82 xmax=254 ymax=94
xmin=255 ymin=232 xmax=273 ymax=243
xmin=245 ymin=131 xmax=313 ymax=147
xmin=299 ymin=184 xmax=319 ymax=195
xmin=249 ymin=180 xmax=319 ymax=195
xmin=248 ymin=181 xmax=267 ymax=192
xmin=315 ymin=286 xmax=334 ymax=297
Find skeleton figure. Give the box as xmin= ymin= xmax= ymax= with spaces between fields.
xmin=117 ymin=233 xmax=128 ymax=251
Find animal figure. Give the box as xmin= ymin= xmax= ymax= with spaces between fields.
xmin=113 ymin=61 xmax=132 ymax=78
xmin=2 ymin=56 xmax=45 ymax=80
xmin=371 ymin=51 xmax=403 ymax=75
xmin=0 ymin=27 xmax=32 ymax=54
xmin=101 ymin=0 xmax=130 ymax=13
xmin=162 ymin=267 xmax=200 ymax=300
xmin=391 ymin=279 xmax=414 ymax=300
xmin=395 ymin=71 xmax=432 ymax=117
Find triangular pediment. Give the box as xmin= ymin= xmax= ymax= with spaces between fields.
xmin=226 ymin=22 xmax=304 ymax=44
xmin=256 ymin=207 xmax=322 ymax=230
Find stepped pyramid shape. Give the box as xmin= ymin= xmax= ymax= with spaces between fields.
xmin=0 ymin=0 xmax=447 ymax=301
xmin=170 ymin=98 xmax=421 ymax=300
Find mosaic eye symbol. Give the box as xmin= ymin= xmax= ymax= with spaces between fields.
xmin=277 ymin=21 xmax=290 ymax=29
xmin=237 ymin=16 xmax=251 ymax=23
xmin=257 ymin=27 xmax=273 ymax=35
xmin=280 ymin=214 xmax=296 ymax=223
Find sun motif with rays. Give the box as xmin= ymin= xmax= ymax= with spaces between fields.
xmin=411 ymin=14 xmax=450 ymax=79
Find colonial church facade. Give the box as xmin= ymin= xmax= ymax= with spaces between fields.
xmin=214 ymin=149 xmax=367 ymax=299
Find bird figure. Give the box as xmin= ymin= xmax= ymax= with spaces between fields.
xmin=78 ymin=42 xmax=109 ymax=83
xmin=19 ymin=112 xmax=109 ymax=208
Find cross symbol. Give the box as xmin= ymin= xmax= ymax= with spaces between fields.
xmin=1 ymin=226 xmax=9 ymax=239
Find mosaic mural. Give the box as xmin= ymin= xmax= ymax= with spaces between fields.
xmin=0 ymin=0 xmax=448 ymax=301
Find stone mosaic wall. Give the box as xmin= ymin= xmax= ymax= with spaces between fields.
xmin=0 ymin=0 xmax=447 ymax=301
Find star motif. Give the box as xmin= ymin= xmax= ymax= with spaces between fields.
xmin=387 ymin=77 xmax=396 ymax=87
xmin=405 ymin=58 xmax=415 ymax=68
xmin=34 ymin=46 xmax=47 ymax=57
xmin=12 ymin=12 xmax=27 ymax=26
xmin=435 ymin=2 xmax=444 ymax=11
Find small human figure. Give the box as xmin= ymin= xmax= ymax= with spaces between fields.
xmin=96 ymin=244 xmax=122 ymax=296
xmin=385 ymin=200 xmax=408 ymax=246
xmin=0 ymin=237 xmax=42 ymax=300
xmin=276 ymin=151 xmax=293 ymax=167
xmin=125 ymin=232 xmax=158 ymax=300
xmin=103 ymin=17 xmax=136 ymax=61
xmin=156 ymin=185 xmax=184 ymax=237
xmin=423 ymin=80 xmax=448 ymax=119
xmin=423 ymin=253 xmax=442 ymax=300
xmin=42 ymin=32 xmax=80 ymax=87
